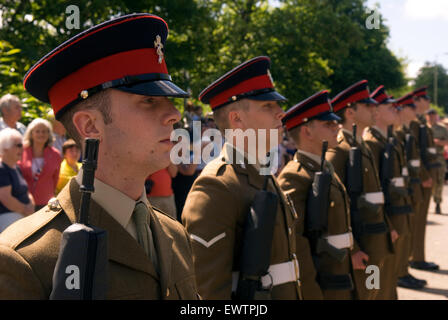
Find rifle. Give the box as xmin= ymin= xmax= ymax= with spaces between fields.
xmin=235 ymin=175 xmax=278 ymax=300
xmin=346 ymin=124 xmax=363 ymax=246
xmin=306 ymin=141 xmax=347 ymax=263
xmin=50 ymin=138 xmax=108 ymax=300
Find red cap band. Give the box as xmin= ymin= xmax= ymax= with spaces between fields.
xmin=48 ymin=48 xmax=168 ymax=114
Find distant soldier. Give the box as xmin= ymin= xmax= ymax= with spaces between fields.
xmin=279 ymin=90 xmax=354 ymax=300
xmin=363 ymin=88 xmax=412 ymax=299
xmin=392 ymin=93 xmax=427 ymax=289
xmin=182 ymin=57 xmax=319 ymax=300
xmin=409 ymin=87 xmax=440 ymax=271
xmin=326 ymin=81 xmax=392 ymax=300
xmin=425 ymin=109 xmax=448 ymax=214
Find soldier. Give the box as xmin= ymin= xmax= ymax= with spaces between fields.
xmin=425 ymin=109 xmax=448 ymax=214
xmin=278 ymin=90 xmax=354 ymax=300
xmin=392 ymin=93 xmax=427 ymax=289
xmin=0 ymin=14 xmax=199 ymax=299
xmin=182 ymin=57 xmax=321 ymax=300
xmin=363 ymin=88 xmax=412 ymax=299
xmin=409 ymin=87 xmax=440 ymax=271
xmin=325 ymin=81 xmax=392 ymax=299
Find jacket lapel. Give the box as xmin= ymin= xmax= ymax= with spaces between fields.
xmin=57 ymin=179 xmax=159 ymax=280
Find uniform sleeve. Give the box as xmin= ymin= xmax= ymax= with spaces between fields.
xmin=0 ymin=244 xmax=46 ymax=299
xmin=182 ymin=174 xmax=241 ymax=300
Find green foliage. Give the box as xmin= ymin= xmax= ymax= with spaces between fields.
xmin=414 ymin=63 xmax=448 ymax=112
xmin=0 ymin=0 xmax=406 ymax=120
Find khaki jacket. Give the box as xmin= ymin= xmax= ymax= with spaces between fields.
xmin=363 ymin=127 xmax=412 ymax=236
xmin=0 ymin=179 xmax=198 ymax=300
xmin=182 ymin=143 xmax=306 ymax=300
xmin=409 ymin=118 xmax=436 ymax=181
xmin=326 ymin=129 xmax=391 ymax=260
xmin=277 ymin=151 xmax=353 ymax=298
xmin=395 ymin=126 xmax=423 ymax=202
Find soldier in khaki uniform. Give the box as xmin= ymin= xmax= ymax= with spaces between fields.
xmin=278 ymin=90 xmax=354 ymax=300
xmin=363 ymin=94 xmax=412 ymax=299
xmin=409 ymin=87 xmax=440 ymax=271
xmin=426 ymin=109 xmax=448 ymax=214
xmin=392 ymin=93 xmax=427 ymax=289
xmin=0 ymin=14 xmax=199 ymax=299
xmin=182 ymin=57 xmax=319 ymax=300
xmin=325 ymin=82 xmax=392 ymax=300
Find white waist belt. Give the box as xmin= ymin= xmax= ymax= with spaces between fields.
xmin=325 ymin=232 xmax=354 ymax=250
xmin=402 ymin=167 xmax=409 ymax=177
xmin=409 ymin=159 xmax=421 ymax=168
xmin=364 ymin=192 xmax=384 ymax=204
xmin=231 ymin=260 xmax=299 ymax=291
xmin=391 ymin=177 xmax=405 ymax=187
xmin=428 ymin=147 xmax=437 ymax=154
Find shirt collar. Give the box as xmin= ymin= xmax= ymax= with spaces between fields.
xmin=372 ymin=126 xmax=387 ymax=139
xmin=75 ymin=168 xmax=149 ymax=229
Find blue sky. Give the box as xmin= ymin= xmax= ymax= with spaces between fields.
xmin=366 ymin=0 xmax=448 ymax=78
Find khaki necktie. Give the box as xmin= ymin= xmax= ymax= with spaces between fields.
xmin=133 ymin=201 xmax=158 ymax=272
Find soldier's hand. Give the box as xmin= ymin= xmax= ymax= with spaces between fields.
xmin=391 ymin=229 xmax=399 ymax=243
xmin=351 ymin=250 xmax=369 ymax=270
xmin=422 ymin=178 xmax=433 ymax=188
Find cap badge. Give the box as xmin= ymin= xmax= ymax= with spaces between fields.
xmin=154 ymin=35 xmax=164 ymax=64
xmin=267 ymin=69 xmax=274 ymax=84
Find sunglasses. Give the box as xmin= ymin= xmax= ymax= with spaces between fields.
xmin=14 ymin=143 xmax=23 ymax=148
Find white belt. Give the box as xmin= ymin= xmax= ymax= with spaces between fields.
xmin=402 ymin=167 xmax=409 ymax=177
xmin=231 ymin=260 xmax=299 ymax=291
xmin=391 ymin=177 xmax=405 ymax=187
xmin=428 ymin=147 xmax=437 ymax=154
xmin=363 ymin=192 xmax=384 ymax=204
xmin=409 ymin=159 xmax=421 ymax=168
xmin=325 ymin=232 xmax=354 ymax=250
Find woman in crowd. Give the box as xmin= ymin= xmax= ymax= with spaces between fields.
xmin=0 ymin=128 xmax=35 ymax=232
xmin=55 ymin=139 xmax=81 ymax=194
xmin=19 ymin=118 xmax=61 ymax=210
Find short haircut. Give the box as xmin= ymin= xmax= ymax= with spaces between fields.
xmin=0 ymin=94 xmax=21 ymax=116
xmin=287 ymin=121 xmax=315 ymax=147
xmin=23 ymin=118 xmax=54 ymax=148
xmin=58 ymin=90 xmax=112 ymax=146
xmin=0 ymin=128 xmax=23 ymax=156
xmin=213 ymin=99 xmax=250 ymax=133
xmin=62 ymin=138 xmax=79 ymax=155
xmin=335 ymin=104 xmax=357 ymax=125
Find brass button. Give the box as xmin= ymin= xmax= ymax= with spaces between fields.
xmin=288 ymin=227 xmax=292 ymax=235
xmin=166 ymin=288 xmax=170 ymax=296
xmin=330 ymin=201 xmax=335 ymax=207
xmin=365 ymin=168 xmax=368 ymax=172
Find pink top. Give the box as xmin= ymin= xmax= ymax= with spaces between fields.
xmin=19 ymin=146 xmax=62 ymax=206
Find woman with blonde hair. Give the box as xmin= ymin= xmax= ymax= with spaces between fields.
xmin=19 ymin=118 xmax=61 ymax=210
xmin=0 ymin=128 xmax=35 ymax=232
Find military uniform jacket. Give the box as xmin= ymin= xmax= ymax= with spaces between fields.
xmin=429 ymin=123 xmax=448 ymax=162
xmin=182 ymin=143 xmax=303 ymax=300
xmin=409 ymin=118 xmax=436 ymax=181
xmin=395 ymin=126 xmax=423 ymax=199
xmin=277 ymin=151 xmax=353 ymax=285
xmin=363 ymin=127 xmax=412 ymax=236
xmin=326 ymin=129 xmax=391 ymax=260
xmin=0 ymin=179 xmax=199 ymax=300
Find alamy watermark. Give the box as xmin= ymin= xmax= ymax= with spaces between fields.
xmin=365 ymin=8 xmax=380 ymax=30
xmin=66 ymin=5 xmax=80 ymax=30
xmin=170 ymin=121 xmax=280 ymax=175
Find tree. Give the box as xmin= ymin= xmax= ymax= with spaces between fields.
xmin=414 ymin=63 xmax=448 ymax=112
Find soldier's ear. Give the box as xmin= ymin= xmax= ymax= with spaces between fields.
xmin=72 ymin=109 xmax=104 ymax=141
xmin=228 ymin=110 xmax=244 ymax=129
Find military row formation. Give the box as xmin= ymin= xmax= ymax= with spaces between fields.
xmin=0 ymin=13 xmax=441 ymax=300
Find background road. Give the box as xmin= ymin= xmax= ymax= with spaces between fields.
xmin=397 ymin=188 xmax=448 ymax=300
